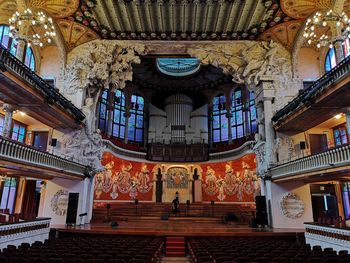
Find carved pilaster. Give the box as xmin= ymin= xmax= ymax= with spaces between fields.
xmin=2 ymin=104 xmax=15 ymax=138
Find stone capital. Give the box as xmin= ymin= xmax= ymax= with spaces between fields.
xmin=2 ymin=104 xmax=16 ymax=113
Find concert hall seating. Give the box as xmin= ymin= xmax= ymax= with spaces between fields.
xmin=0 ymin=236 xmax=163 ymax=263
xmin=188 ymin=237 xmax=349 ymax=263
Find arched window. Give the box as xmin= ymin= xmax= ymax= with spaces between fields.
xmin=325 ymin=47 xmax=337 ymax=72
xmin=128 ymin=94 xmax=144 ymax=142
xmin=212 ymin=94 xmax=228 ymax=143
xmin=98 ymin=90 xmax=108 ymax=133
xmin=247 ymin=91 xmax=257 ymax=134
xmin=0 ymin=25 xmax=18 ymax=56
xmin=0 ymin=25 xmax=35 ymax=71
xmin=112 ymin=90 xmax=126 ymax=139
xmin=231 ymin=88 xmax=244 ymax=139
xmin=24 ymin=46 xmax=35 ymax=71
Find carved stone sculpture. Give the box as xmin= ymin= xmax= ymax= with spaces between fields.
xmin=187 ymin=40 xmax=292 ymax=86
xmin=60 ymin=40 xmax=147 ymax=170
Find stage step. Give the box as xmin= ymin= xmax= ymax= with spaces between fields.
xmin=166 ymin=237 xmax=185 ymax=257
xmin=162 ymin=256 xmax=190 ymax=263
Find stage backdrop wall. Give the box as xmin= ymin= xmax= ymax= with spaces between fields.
xmin=93 ymin=152 xmax=258 ymax=204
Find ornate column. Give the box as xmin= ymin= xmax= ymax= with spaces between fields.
xmin=106 ymin=91 xmax=115 ymax=137
xmin=124 ymin=94 xmax=131 ymax=144
xmin=208 ymin=102 xmax=213 ymax=148
xmin=80 ymin=176 xmax=90 ymax=224
xmin=345 ymin=108 xmax=350 ymax=135
xmin=334 ymin=38 xmax=345 ymax=64
xmin=2 ymin=104 xmax=15 ymax=138
xmin=225 ymin=95 xmax=233 ymax=144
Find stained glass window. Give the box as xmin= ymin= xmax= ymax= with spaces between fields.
xmin=343 ymin=38 xmax=350 ymax=58
xmin=24 ymin=46 xmax=35 ymax=71
xmin=333 ymin=125 xmax=349 ymax=147
xmin=112 ymin=89 xmax=126 ymax=139
xmin=0 ymin=115 xmax=4 ymax=135
xmin=0 ymin=177 xmax=18 ymax=213
xmin=212 ymin=94 xmax=228 ymax=143
xmin=325 ymin=47 xmax=337 ymax=72
xmin=231 ymin=88 xmax=244 ymax=139
xmin=247 ymin=91 xmax=257 ymax=135
xmin=98 ymin=90 xmax=108 ymax=132
xmin=0 ymin=25 xmax=35 ymax=71
xmin=128 ymin=94 xmax=144 ymax=142
xmin=156 ymin=58 xmax=200 ymax=77
xmin=11 ymin=122 xmax=26 ymax=143
xmin=342 ymin=182 xmax=350 ymax=220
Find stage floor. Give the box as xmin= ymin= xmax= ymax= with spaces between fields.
xmin=52 ymin=219 xmax=304 ymax=237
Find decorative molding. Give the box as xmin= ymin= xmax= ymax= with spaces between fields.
xmin=50 ymin=189 xmax=69 ymax=216
xmin=280 ymin=192 xmax=305 ymax=219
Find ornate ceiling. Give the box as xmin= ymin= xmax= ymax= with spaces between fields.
xmin=0 ymin=0 xmax=348 ymax=51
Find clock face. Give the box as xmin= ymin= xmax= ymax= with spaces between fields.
xmin=156 ymin=58 xmax=201 ymax=77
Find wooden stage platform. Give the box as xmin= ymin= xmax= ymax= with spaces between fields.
xmin=52 ymin=218 xmax=304 ymax=237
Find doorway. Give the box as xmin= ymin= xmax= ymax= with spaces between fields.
xmin=310 ymin=184 xmax=338 ymax=222
xmin=32 ymin=131 xmax=49 ymax=151
xmin=309 ymin=134 xmax=328 ymax=155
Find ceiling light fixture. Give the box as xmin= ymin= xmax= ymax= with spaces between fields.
xmin=303 ymin=10 xmax=350 ymax=48
xmin=334 ymin=113 xmax=343 ymax=119
xmin=8 ymin=9 xmax=56 ymax=47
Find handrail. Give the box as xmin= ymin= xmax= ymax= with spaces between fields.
xmin=0 ymin=46 xmax=85 ymax=123
xmin=269 ymin=143 xmax=350 ymax=179
xmin=272 ymin=55 xmax=350 ymax=123
xmin=0 ymin=135 xmax=87 ymax=177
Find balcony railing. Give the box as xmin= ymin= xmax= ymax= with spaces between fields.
xmin=273 ymin=55 xmax=350 ymax=123
xmin=269 ymin=144 xmax=350 ymax=180
xmin=0 ymin=136 xmax=87 ymax=177
xmin=0 ymin=46 xmax=85 ymax=123
xmin=304 ymin=223 xmax=350 ymax=253
xmin=0 ymin=218 xmax=50 ymax=249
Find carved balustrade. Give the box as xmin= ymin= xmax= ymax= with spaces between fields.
xmin=269 ymin=144 xmax=350 ymax=180
xmin=273 ymin=55 xmax=350 ymax=123
xmin=304 ymin=223 xmax=350 ymax=253
xmin=0 ymin=218 xmax=51 ymax=249
xmin=0 ymin=136 xmax=86 ymax=177
xmin=0 ymin=46 xmax=85 ymax=122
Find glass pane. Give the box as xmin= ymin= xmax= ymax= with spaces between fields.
xmin=213 ymin=115 xmax=219 ymax=129
xmin=221 ymin=126 xmax=228 ymax=141
xmin=236 ymin=111 xmax=243 ymax=124
xmin=136 ymin=115 xmax=143 ymax=128
xmin=113 ymin=124 xmax=119 ymax=137
xmin=119 ymin=126 xmax=125 ymax=139
xmin=232 ymin=127 xmax=237 ymax=139
xmin=237 ymin=125 xmax=244 ymax=138
xmin=100 ymin=104 xmax=106 ymax=119
xmin=213 ymin=130 xmax=220 ymax=143
xmin=135 ymin=129 xmax=143 ymax=142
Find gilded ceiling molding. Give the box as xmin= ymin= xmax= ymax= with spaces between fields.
xmin=280 ymin=0 xmax=332 ymax=19
xmin=259 ymin=20 xmax=303 ymax=49
xmin=28 ymin=0 xmax=80 ymax=18
xmin=60 ymin=40 xmax=147 ymax=170
xmin=0 ymin=0 xmax=17 ymax=24
xmin=57 ymin=19 xmax=100 ymax=51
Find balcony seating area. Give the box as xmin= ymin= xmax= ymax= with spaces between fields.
xmin=188 ymin=237 xmax=350 ymax=263
xmin=0 ymin=236 xmax=163 ymax=263
xmin=92 ymin=202 xmax=255 ymax=223
xmin=0 ymin=208 xmax=38 ymax=223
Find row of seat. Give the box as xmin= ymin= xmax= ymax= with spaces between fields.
xmin=0 ymin=236 xmax=164 ymax=263
xmin=188 ymin=237 xmax=349 ymax=263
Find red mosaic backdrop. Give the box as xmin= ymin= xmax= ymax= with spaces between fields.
xmin=201 ymin=153 xmax=258 ymax=202
xmin=94 ymin=152 xmax=258 ymax=203
xmin=94 ymin=152 xmax=156 ymax=202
